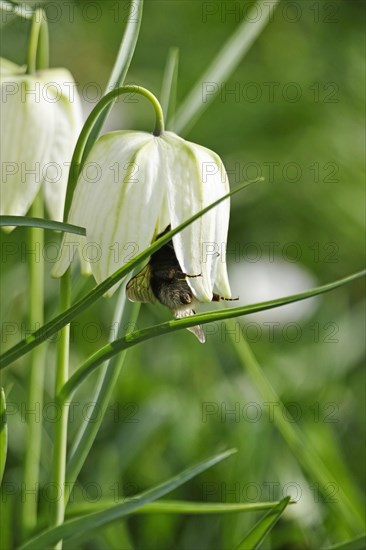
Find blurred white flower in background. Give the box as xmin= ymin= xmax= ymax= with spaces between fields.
xmin=0 ymin=57 xmax=83 ymax=226
xmin=230 ymin=258 xmax=319 ymax=324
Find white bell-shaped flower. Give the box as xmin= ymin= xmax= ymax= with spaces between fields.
xmin=53 ymin=130 xmax=231 ymax=303
xmin=0 ymin=58 xmax=83 ymax=225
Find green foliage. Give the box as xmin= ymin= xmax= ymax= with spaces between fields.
xmin=324 ymin=534 xmax=366 ymax=550
xmin=0 ymin=216 xmax=86 ymax=235
xmin=0 ymin=388 xmax=7 ymax=485
xmin=20 ymin=450 xmax=237 ymax=549
xmin=0 ymin=1 xmax=364 ymax=549
xmin=236 ymin=497 xmax=291 ymax=549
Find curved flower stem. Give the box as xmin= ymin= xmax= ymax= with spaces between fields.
xmin=50 ymin=269 xmax=71 ymax=549
xmin=26 ymin=8 xmax=49 ymax=74
xmin=63 ymin=85 xmax=165 ymax=220
xmin=20 ymin=193 xmax=46 ymax=539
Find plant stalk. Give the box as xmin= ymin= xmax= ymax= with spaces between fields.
xmin=21 ymin=193 xmax=46 ymax=539
xmin=49 ymin=269 xmax=71 ymax=549
xmin=21 ymin=6 xmax=50 ymax=539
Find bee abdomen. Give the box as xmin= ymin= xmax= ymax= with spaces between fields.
xmin=151 ymin=278 xmax=193 ymax=310
xmin=179 ymin=290 xmax=192 ymax=305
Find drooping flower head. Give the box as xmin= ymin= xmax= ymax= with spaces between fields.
xmin=53 ymin=130 xmax=232 ymax=304
xmin=0 ymin=58 xmax=83 ymax=224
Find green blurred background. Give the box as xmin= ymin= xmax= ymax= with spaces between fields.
xmin=1 ymin=1 xmax=365 ymax=548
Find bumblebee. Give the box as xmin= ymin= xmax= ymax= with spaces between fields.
xmin=126 ymin=227 xmax=236 ymax=343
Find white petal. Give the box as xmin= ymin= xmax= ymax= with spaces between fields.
xmin=40 ymin=69 xmax=83 ymax=221
xmin=156 ymin=194 xmax=170 ymax=235
xmin=162 ymin=132 xmax=231 ymax=302
xmin=209 ymin=152 xmax=232 ymax=298
xmin=53 ymin=132 xmax=167 ymax=295
xmin=0 ymin=57 xmax=25 ymax=76
xmin=52 ymin=232 xmax=86 ymax=278
xmin=0 ymin=75 xmax=54 ymax=224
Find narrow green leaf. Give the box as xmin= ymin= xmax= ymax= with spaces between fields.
xmin=236 ymin=497 xmax=291 ymax=550
xmin=171 ymin=0 xmax=280 ymax=135
xmin=81 ymin=0 xmax=144 ymax=164
xmin=0 ymin=216 xmax=86 ymax=235
xmin=0 ymin=178 xmax=259 ymax=370
xmin=0 ymin=388 xmax=7 ymax=484
xmin=161 ymin=47 xmax=179 ymax=127
xmin=67 ymin=499 xmax=285 ymax=518
xmin=324 ymin=535 xmax=366 ymax=550
xmin=65 ymin=297 xmax=140 ymax=495
xmin=20 ymin=449 xmax=236 ymax=549
xmin=60 ymin=269 xmax=365 ymax=401
xmin=35 ymin=13 xmax=49 ymax=72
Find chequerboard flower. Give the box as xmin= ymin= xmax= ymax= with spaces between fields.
xmin=52 ymin=130 xmax=231 ymax=303
xmin=0 ymin=58 xmax=82 ymax=225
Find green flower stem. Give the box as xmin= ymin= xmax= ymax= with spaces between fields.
xmin=64 ymin=85 xmax=165 ymax=220
xmin=20 ymin=194 xmax=46 ymax=538
xmin=0 ymin=179 xmax=257 ymax=370
xmin=49 ymin=269 xmax=71 ymax=550
xmin=21 ymin=5 xmax=49 ymax=538
xmin=58 ymin=270 xmax=365 ymax=402
xmin=26 ymin=8 xmax=49 ymax=74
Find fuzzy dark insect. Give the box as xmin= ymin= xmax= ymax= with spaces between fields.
xmin=126 ymin=227 xmax=237 ymax=342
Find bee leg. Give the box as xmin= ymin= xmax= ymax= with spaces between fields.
xmin=183 ymin=272 xmax=202 ymax=279
xmin=175 ymin=272 xmax=202 ymax=281
xmin=212 ymin=293 xmax=239 ymax=302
